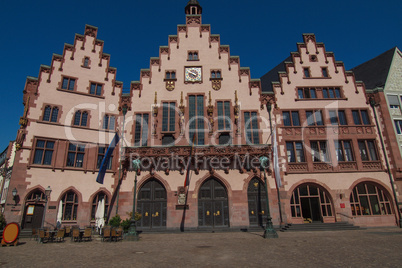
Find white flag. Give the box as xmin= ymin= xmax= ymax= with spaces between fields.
xmin=273 ymin=126 xmax=282 ymax=187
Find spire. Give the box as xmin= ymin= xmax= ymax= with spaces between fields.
xmin=185 ymin=0 xmax=202 ymax=15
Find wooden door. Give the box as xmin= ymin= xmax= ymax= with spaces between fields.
xmin=247 ymin=178 xmax=267 ymax=227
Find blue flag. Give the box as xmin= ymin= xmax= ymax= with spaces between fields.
xmin=96 ymin=133 xmax=120 ymax=184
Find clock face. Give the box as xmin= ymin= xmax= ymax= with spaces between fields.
xmin=185 ymin=67 xmax=202 ymax=82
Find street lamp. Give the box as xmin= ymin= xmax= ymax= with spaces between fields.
xmin=259 ymin=156 xmax=278 ymax=238
xmin=127 ymin=159 xmax=141 ymax=241
xmin=12 ymin=188 xmax=17 ymax=205
xmin=116 ymin=105 xmax=128 ymax=215
xmin=41 ymin=186 xmax=52 ymax=228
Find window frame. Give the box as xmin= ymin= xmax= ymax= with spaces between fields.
xmin=350 ymin=182 xmax=393 ymax=216
xmin=102 ymin=114 xmax=116 ymax=131
xmin=310 ymin=140 xmax=330 ymax=162
xmin=322 ymin=87 xmax=342 ymax=99
xmin=61 ymin=76 xmax=76 ymax=91
xmin=303 ymin=67 xmax=310 ymax=78
xmin=217 ymin=101 xmax=232 ymax=131
xmin=32 ymin=139 xmax=55 ymax=166
xmin=283 ymin=111 xmax=301 ymax=126
xmin=244 ymin=111 xmax=260 ymax=145
xmin=286 ymin=141 xmax=305 ymax=163
xmin=91 ymin=192 xmax=109 ymax=221
xmin=211 ymin=70 xmax=222 ymax=79
xmin=334 ymin=140 xmax=354 ymax=162
xmin=306 ymin=110 xmax=324 ymax=126
xmin=66 ymin=143 xmax=86 ymax=168
xmin=134 ymin=113 xmax=150 ymax=146
xmin=89 ymin=82 xmax=103 ymax=96
xmin=73 ymin=110 xmax=89 ymax=127
xmin=61 ymin=191 xmax=79 ymax=221
xmin=321 ymin=67 xmax=329 ymax=78
xmin=162 ymin=102 xmax=176 ymax=132
xmin=358 ymin=140 xmax=379 ymax=161
xmin=352 ymin=110 xmax=370 ymax=125
xmin=96 ymin=146 xmax=113 ymax=170
xmin=188 ymin=51 xmax=199 ymax=61
xmin=329 ymin=110 xmax=347 ymax=125
xmin=165 ymin=70 xmax=176 ymax=80
xmin=42 ymin=105 xmax=60 ymax=123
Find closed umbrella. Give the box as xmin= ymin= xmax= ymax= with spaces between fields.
xmin=98 ymin=199 xmax=105 ymax=233
xmin=56 ymin=200 xmax=63 ymax=228
xmin=95 ymin=200 xmax=102 ymax=232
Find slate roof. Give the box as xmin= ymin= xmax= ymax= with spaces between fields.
xmin=350 ymin=47 xmax=397 ymax=90
xmin=260 ymin=56 xmax=291 ymax=92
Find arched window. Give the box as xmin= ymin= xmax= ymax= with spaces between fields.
xmin=43 ymin=106 xmax=51 ymax=121
xmin=91 ymin=192 xmax=109 ymax=221
xmin=61 ymin=191 xmax=79 ymax=221
xmin=50 ymin=107 xmax=59 ymax=122
xmin=350 ymin=182 xmax=393 ymax=216
xmin=73 ymin=110 xmax=88 ymax=127
xmin=26 ymin=190 xmax=45 ymax=201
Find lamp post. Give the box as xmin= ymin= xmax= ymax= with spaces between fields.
xmin=266 ymin=102 xmax=284 ymax=226
xmin=41 ymin=186 xmax=52 ymax=228
xmin=259 ymin=156 xmax=278 ymax=238
xmin=369 ymin=98 xmax=402 ymax=228
xmin=127 ymin=159 xmax=141 ymax=241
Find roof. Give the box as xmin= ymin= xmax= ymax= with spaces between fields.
xmin=350 ymin=47 xmax=397 ymax=90
xmin=260 ymin=56 xmax=291 ymax=92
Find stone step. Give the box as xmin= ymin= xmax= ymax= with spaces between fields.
xmin=280 ymin=222 xmax=364 ymax=232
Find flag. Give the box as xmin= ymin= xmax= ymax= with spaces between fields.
xmin=96 ymin=133 xmax=120 ymax=184
xmin=184 ymin=134 xmax=197 ymax=188
xmin=272 ymin=126 xmax=282 ymax=187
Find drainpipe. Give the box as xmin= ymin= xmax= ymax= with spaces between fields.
xmin=369 ymin=98 xmax=402 ymax=228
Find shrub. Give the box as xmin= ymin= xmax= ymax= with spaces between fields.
xmin=108 ymin=214 xmax=122 ymax=228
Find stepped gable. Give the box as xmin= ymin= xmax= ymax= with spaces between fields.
xmin=260 ymin=34 xmax=364 ymax=96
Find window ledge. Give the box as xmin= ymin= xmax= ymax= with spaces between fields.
xmin=57 ymin=88 xmax=105 ymax=99
xmin=210 ymin=78 xmax=223 ymax=81
xmin=81 ymin=65 xmax=91 ymax=69
xmin=295 ymin=97 xmax=348 ymax=101
xmin=303 ymin=77 xmax=332 ymax=79
xmin=164 ymin=78 xmax=177 ymax=82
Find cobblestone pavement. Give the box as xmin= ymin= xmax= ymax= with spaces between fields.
xmin=1 ymin=228 xmax=402 ymax=267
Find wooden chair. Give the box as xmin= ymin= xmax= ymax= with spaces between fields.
xmin=102 ymin=227 xmax=111 ymax=242
xmin=31 ymin=228 xmax=37 ymax=241
xmin=82 ymin=227 xmax=92 ymax=242
xmin=64 ymin=226 xmax=71 ymax=237
xmin=72 ymin=228 xmax=81 ymax=242
xmin=55 ymin=229 xmax=65 ymax=242
xmin=115 ymin=227 xmax=123 ymax=242
xmin=38 ymin=229 xmax=49 ymax=243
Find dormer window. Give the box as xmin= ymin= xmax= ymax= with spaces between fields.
xmin=303 ymin=68 xmax=310 ymax=78
xmin=188 ymin=51 xmax=198 ymax=61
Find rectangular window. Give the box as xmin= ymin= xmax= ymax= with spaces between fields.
xmin=297 ymin=88 xmax=317 ymax=99
xmin=387 ymin=95 xmax=400 ymax=109
xmin=310 ymin=141 xmax=330 ymax=162
xmin=394 ymin=120 xmax=402 ymax=134
xmin=96 ymin=147 xmax=113 ymax=170
xmin=62 ymin=77 xmax=75 ymax=91
xmin=211 ymin=70 xmax=221 ymax=79
xmin=217 ymin=101 xmax=231 ymax=130
xmin=33 ymin=140 xmax=54 ymax=165
xmin=66 ymin=143 xmax=85 ymax=167
xmin=188 ymin=51 xmax=198 ymax=61
xmin=244 ymin=111 xmax=260 ymax=144
xmin=322 ymin=68 xmax=329 ymax=77
xmin=286 ymin=141 xmax=305 ymax=163
xmin=358 ymin=140 xmax=378 ymax=161
xmin=165 ymin=71 xmax=176 ymax=79
xmin=329 ymin=110 xmax=347 ymax=125
xmin=334 ymin=140 xmax=354 ymax=162
xmin=90 ymin=83 xmax=102 ymax=96
xmin=322 ymin=87 xmax=341 ymax=99
xmin=283 ymin=111 xmax=300 ymax=126
xmin=102 ymin=115 xmax=115 ymax=130
xmin=134 ymin=114 xmax=149 ymax=146
xmin=162 ymin=102 xmax=176 ymax=132
xmin=306 ymin=110 xmax=324 ymax=126
xmin=189 ymin=95 xmax=205 ymax=145
xmin=303 ymin=68 xmax=310 ymax=78
xmin=352 ymin=110 xmax=370 ymax=125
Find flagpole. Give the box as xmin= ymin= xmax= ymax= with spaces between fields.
xmin=115 ymin=106 xmax=128 ymax=215
xmin=266 ymin=102 xmax=284 ymax=226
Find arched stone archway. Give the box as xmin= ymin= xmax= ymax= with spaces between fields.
xmin=22 ymin=188 xmax=46 ymax=229
xmin=198 ymin=177 xmax=229 ymax=228
xmin=136 ymin=178 xmax=167 ymax=229
xmin=290 ymin=183 xmax=334 ymax=223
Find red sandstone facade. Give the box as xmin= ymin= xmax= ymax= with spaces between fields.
xmin=3 ymin=1 xmax=401 ymax=230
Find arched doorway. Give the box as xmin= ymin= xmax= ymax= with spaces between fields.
xmin=22 ymin=190 xmax=46 ymax=229
xmin=136 ymin=179 xmax=167 ymax=229
xmin=198 ymin=178 xmax=229 ymax=228
xmin=290 ymin=183 xmax=333 ymax=223
xmin=247 ymin=177 xmax=267 ymax=227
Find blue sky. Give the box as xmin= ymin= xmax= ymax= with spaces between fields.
xmin=0 ymin=0 xmax=401 ymax=149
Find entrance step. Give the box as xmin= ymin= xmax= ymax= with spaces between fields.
xmin=280 ymin=222 xmax=364 ymax=232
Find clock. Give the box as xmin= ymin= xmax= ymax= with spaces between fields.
xmin=185 ymin=67 xmax=202 ymax=82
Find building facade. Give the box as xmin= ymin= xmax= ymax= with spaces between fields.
xmin=3 ymin=1 xmax=401 ymax=230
